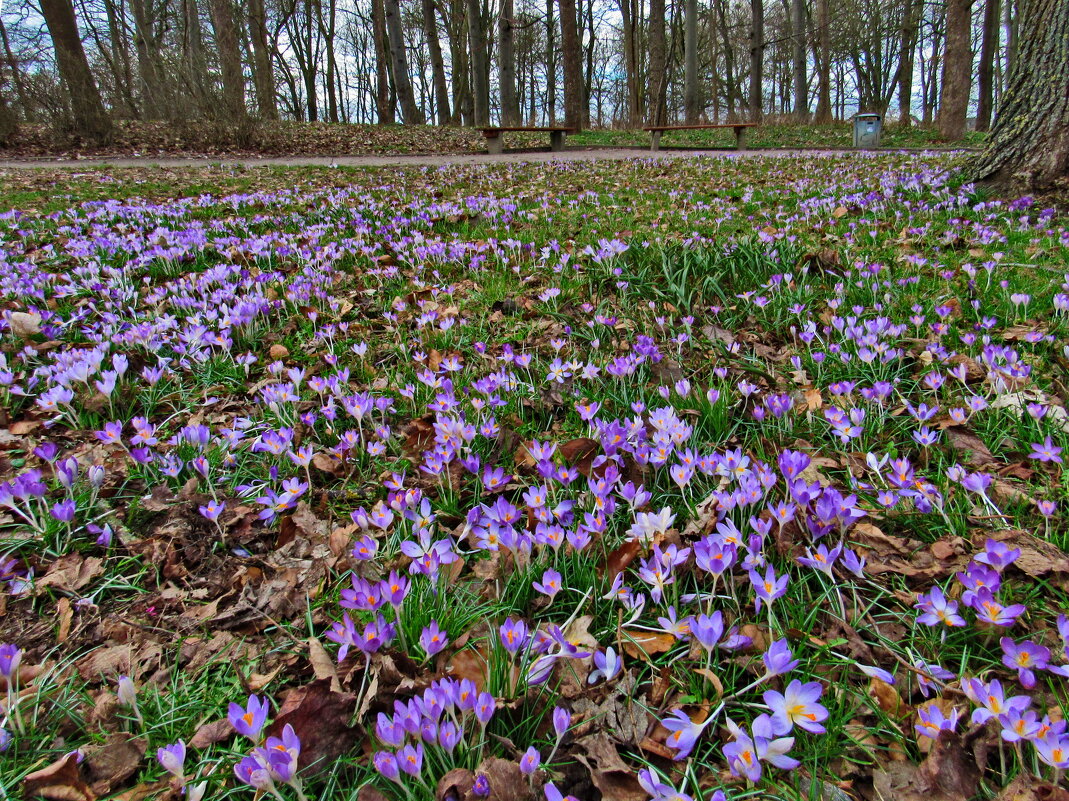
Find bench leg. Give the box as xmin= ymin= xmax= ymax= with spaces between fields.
xmin=550 ymin=130 xmax=565 ymax=152
xmin=486 ymin=134 xmax=503 ymax=155
xmin=735 ymin=126 xmax=749 ymax=150
xmin=650 ymin=130 xmax=662 ymax=152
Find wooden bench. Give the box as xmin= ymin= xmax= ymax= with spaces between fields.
xmin=480 ymin=127 xmax=576 ymax=154
xmin=644 ymin=123 xmax=758 ymax=151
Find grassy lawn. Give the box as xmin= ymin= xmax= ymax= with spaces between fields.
xmin=0 ymin=152 xmax=1065 ymax=801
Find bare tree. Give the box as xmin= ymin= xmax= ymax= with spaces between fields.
xmin=424 ymin=0 xmax=452 ymax=124
xmin=648 ymin=0 xmax=667 ymax=124
xmin=384 ymin=0 xmax=424 ymax=122
xmin=467 ymin=0 xmax=489 ymax=124
xmin=683 ymin=0 xmax=700 ymax=122
xmin=749 ymin=0 xmax=764 ymax=120
xmin=40 ymin=0 xmax=112 ymax=141
xmin=248 ymin=0 xmax=279 ymax=119
xmin=937 ymin=0 xmax=972 ymax=139
xmin=975 ymin=0 xmax=999 ymax=131
xmin=559 ymin=0 xmax=582 ymax=128
xmin=208 ymin=0 xmax=247 ymax=120
xmin=791 ymin=0 xmax=807 ymax=119
xmin=965 ymin=0 xmax=1068 ymax=191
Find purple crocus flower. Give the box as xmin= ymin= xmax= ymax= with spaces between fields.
xmin=156 ymin=740 xmax=186 ymax=780
xmin=552 ymin=706 xmax=571 ymax=739
xmin=373 ymin=751 xmax=401 ymax=783
xmin=762 ymin=639 xmax=799 ymax=676
xmin=974 ymin=539 xmax=1021 ymax=571
xmin=588 ymin=647 xmax=621 ymax=684
xmin=228 ymin=694 xmax=270 ymax=741
xmin=1000 ymin=637 xmax=1050 ymax=689
xmin=419 ymin=621 xmax=449 ymax=657
xmin=532 ymin=568 xmax=562 ymax=600
xmin=914 ymin=586 xmax=966 ymax=628
xmin=0 ymin=643 xmax=22 ymax=679
xmin=520 ymin=746 xmax=541 ymax=775
xmin=661 ymin=709 xmax=709 ymax=760
xmin=1029 ymin=436 xmax=1063 ymax=464
xmin=397 ymin=743 xmax=423 ymax=776
xmin=234 ymin=754 xmax=275 ymax=791
xmin=763 ymin=680 xmax=828 ymax=734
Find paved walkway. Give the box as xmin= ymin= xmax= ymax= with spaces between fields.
xmin=0 ymin=147 xmax=847 ymax=169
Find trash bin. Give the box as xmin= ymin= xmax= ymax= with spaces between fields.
xmin=853 ymin=113 xmax=882 ymax=148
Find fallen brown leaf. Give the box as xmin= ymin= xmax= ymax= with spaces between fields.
xmin=23 ymin=752 xmax=95 ymax=801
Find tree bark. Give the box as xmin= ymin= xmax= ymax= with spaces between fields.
xmin=384 ymin=0 xmax=424 ymax=123
xmin=40 ymin=0 xmax=112 ymax=142
xmin=896 ymin=0 xmax=921 ymax=124
xmin=559 ymin=0 xmax=583 ymax=129
xmin=937 ymin=0 xmax=973 ymax=140
xmin=648 ymin=0 xmax=667 ymax=125
xmin=748 ymin=0 xmax=764 ymax=121
xmin=791 ymin=0 xmax=807 ymax=120
xmin=467 ymin=0 xmax=489 ymax=125
xmin=371 ymin=0 xmax=395 ymax=123
xmin=129 ymin=0 xmax=166 ymax=118
xmin=964 ymin=0 xmax=1069 ymax=191
xmin=975 ymin=0 xmax=999 ymax=131
xmin=619 ymin=0 xmax=641 ymax=125
xmin=248 ymin=0 xmax=278 ymax=119
xmin=684 ymin=0 xmax=700 ymax=122
xmin=498 ymin=0 xmax=520 ymax=125
xmin=545 ymin=0 xmax=556 ymax=123
xmin=813 ymin=0 xmax=831 ymax=122
xmin=208 ymin=0 xmax=247 ymax=120
xmin=424 ymin=0 xmax=452 ymax=124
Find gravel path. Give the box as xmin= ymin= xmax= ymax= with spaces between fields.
xmin=0 ymin=147 xmax=847 ymax=169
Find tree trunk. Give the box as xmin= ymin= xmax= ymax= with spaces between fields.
xmin=384 ymin=0 xmax=424 ymax=123
xmin=813 ymin=0 xmax=830 ymax=122
xmin=371 ymin=0 xmax=395 ymax=123
xmin=208 ymin=0 xmax=247 ymax=120
xmin=447 ymin=0 xmax=471 ymax=124
xmin=424 ymin=0 xmax=452 ymax=124
xmin=620 ymin=0 xmax=640 ymax=125
xmin=498 ymin=0 xmax=519 ymax=125
xmin=791 ymin=0 xmax=807 ymax=120
xmin=648 ymin=0 xmax=667 ymax=125
xmin=975 ymin=0 xmax=999 ymax=131
xmin=129 ymin=0 xmax=166 ymax=118
xmin=896 ymin=0 xmax=920 ymax=124
xmin=248 ymin=0 xmax=278 ymax=119
xmin=937 ymin=0 xmax=973 ymax=140
xmin=0 ymin=95 xmax=16 ymax=145
xmin=964 ymin=0 xmax=1069 ymax=191
xmin=683 ymin=0 xmax=700 ymax=123
xmin=181 ymin=0 xmax=211 ymax=113
xmin=545 ymin=0 xmax=556 ymax=124
xmin=467 ymin=0 xmax=489 ymax=125
xmin=559 ymin=0 xmax=582 ymax=129
xmin=748 ymin=0 xmax=764 ymax=121
xmin=39 ymin=0 xmax=112 ymax=142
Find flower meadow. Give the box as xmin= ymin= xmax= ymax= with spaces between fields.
xmin=0 ymin=154 xmax=1067 ymax=801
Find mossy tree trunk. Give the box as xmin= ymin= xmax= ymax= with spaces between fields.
xmin=964 ymin=0 xmax=1069 ymax=192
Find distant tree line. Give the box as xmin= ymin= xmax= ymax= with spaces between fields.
xmin=0 ymin=0 xmax=1028 ymax=144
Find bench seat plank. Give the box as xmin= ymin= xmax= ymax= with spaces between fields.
xmin=644 ymin=123 xmax=757 ymax=152
xmin=480 ymin=126 xmax=577 ymax=154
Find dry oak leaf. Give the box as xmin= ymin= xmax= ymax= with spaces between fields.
xmin=83 ymin=731 xmax=147 ymax=795
xmin=871 ymin=729 xmax=982 ymax=801
xmin=993 ymin=773 xmax=1069 ymax=801
xmin=620 ymin=628 xmax=676 ymax=661
xmin=23 ymin=752 xmax=95 ymax=801
xmin=266 ymin=679 xmax=363 ymax=774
